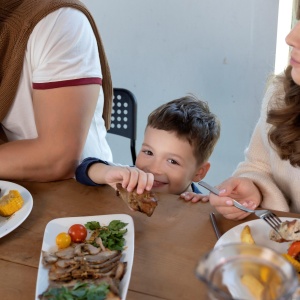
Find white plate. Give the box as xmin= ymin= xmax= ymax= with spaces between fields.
xmin=0 ymin=180 xmax=33 ymax=238
xmin=215 ymin=217 xmax=297 ymax=254
xmin=35 ymin=214 xmax=134 ymax=300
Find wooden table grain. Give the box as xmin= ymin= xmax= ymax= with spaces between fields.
xmin=0 ymin=179 xmax=299 ymax=300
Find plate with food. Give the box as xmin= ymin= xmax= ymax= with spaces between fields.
xmin=35 ymin=214 xmax=134 ymax=300
xmin=0 ymin=180 xmax=33 ymax=238
xmin=213 ymin=218 xmax=300 ymax=299
xmin=215 ymin=217 xmax=299 ymax=254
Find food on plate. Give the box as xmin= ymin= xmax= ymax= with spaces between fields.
xmin=39 ymin=220 xmax=128 ymax=300
xmin=241 ymin=274 xmax=264 ymax=299
xmin=240 ymin=225 xmax=255 ymax=245
xmin=281 ymin=241 xmax=300 ymax=274
xmin=269 ymin=219 xmax=300 ymax=275
xmin=0 ymin=189 xmax=24 ymax=217
xmin=39 ymin=280 xmax=121 ymax=300
xmin=269 ymin=219 xmax=300 ymax=242
xmin=239 ymin=225 xmax=283 ymax=299
xmin=68 ymin=224 xmax=87 ymax=243
xmin=282 ymin=253 xmax=300 ymax=273
xmin=116 ymin=183 xmax=158 ymax=217
xmin=56 ymin=232 xmax=72 ymax=249
xmin=241 ymin=266 xmax=281 ymax=300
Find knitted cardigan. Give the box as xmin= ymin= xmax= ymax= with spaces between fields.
xmin=233 ymin=80 xmax=300 ymax=213
xmin=0 ymin=0 xmax=112 ymax=141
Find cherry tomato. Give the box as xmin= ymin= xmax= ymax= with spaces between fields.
xmin=56 ymin=232 xmax=72 ymax=249
xmin=288 ymin=241 xmax=300 ymax=258
xmin=68 ymin=224 xmax=87 ymax=243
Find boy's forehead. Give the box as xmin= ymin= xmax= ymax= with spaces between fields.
xmin=144 ymin=126 xmax=189 ymax=144
xmin=143 ymin=127 xmax=194 ymax=152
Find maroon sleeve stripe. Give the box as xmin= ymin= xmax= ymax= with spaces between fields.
xmin=32 ymin=77 xmax=102 ymax=89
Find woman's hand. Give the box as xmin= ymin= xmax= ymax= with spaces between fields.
xmin=209 ymin=177 xmax=262 ymax=220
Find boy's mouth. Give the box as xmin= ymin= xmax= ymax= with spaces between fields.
xmin=152 ymin=180 xmax=167 ymax=188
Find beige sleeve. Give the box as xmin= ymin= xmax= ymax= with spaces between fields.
xmin=233 ymin=82 xmax=290 ymax=211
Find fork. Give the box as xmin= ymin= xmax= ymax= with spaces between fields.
xmin=198 ymin=181 xmax=282 ymax=235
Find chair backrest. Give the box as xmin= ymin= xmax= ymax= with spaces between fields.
xmin=108 ymin=88 xmax=137 ymax=164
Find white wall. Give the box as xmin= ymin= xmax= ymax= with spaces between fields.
xmin=82 ymin=0 xmax=280 ymax=185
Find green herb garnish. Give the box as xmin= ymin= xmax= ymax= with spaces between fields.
xmin=85 ymin=220 xmax=128 ymax=251
xmin=41 ymin=282 xmax=110 ymax=300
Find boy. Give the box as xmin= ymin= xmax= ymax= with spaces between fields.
xmin=75 ymin=95 xmax=220 ymax=199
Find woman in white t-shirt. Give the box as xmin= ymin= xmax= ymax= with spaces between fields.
xmin=0 ymin=6 xmax=112 ymax=182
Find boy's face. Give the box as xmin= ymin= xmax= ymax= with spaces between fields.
xmin=135 ymin=127 xmax=208 ymax=195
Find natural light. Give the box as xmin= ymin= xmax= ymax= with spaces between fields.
xmin=275 ymin=0 xmax=294 ymax=74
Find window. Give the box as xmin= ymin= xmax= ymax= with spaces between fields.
xmin=275 ymin=0 xmax=294 ymax=74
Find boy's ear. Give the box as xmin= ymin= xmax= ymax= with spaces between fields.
xmin=192 ymin=162 xmax=210 ymax=182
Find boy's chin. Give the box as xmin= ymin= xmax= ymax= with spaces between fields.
xmin=150 ymin=185 xmax=168 ymax=194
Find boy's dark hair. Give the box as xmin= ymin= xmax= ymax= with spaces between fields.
xmin=147 ymin=95 xmax=220 ymax=165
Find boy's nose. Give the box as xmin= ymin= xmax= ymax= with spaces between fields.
xmin=145 ymin=161 xmax=163 ymax=175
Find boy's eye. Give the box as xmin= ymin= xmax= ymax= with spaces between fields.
xmin=168 ymin=159 xmax=179 ymax=165
xmin=143 ymin=150 xmax=153 ymax=156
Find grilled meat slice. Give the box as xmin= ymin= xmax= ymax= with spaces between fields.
xmin=116 ymin=183 xmax=158 ymax=217
xmin=48 ymin=264 xmax=78 ymax=281
xmin=42 ymin=251 xmax=58 ymax=265
xmin=270 ymin=219 xmax=300 ymax=242
xmin=74 ymin=243 xmax=101 ymax=256
xmin=55 ymin=246 xmax=75 ymax=259
xmin=74 ymin=250 xmax=120 ymax=264
xmin=55 ymin=258 xmax=79 ymax=269
xmin=87 ymin=253 xmax=122 ymax=269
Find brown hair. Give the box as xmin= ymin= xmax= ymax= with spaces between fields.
xmin=267 ymin=66 xmax=300 ymax=167
xmin=147 ymin=95 xmax=220 ymax=165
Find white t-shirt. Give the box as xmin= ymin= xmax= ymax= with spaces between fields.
xmin=2 ymin=7 xmax=113 ymax=162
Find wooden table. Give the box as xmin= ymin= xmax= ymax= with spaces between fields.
xmin=0 ymin=179 xmax=299 ymax=300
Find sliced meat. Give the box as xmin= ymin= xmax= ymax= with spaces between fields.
xmin=116 ymin=183 xmax=158 ymax=217
xmin=115 ymin=262 xmax=127 ymax=280
xmin=87 ymin=253 xmax=122 ymax=269
xmin=95 ymin=237 xmax=106 ymax=251
xmin=71 ymin=265 xmax=118 ymax=279
xmin=48 ymin=264 xmax=78 ymax=281
xmin=55 ymin=246 xmax=75 ymax=259
xmin=74 ymin=250 xmax=120 ymax=264
xmin=270 ymin=219 xmax=300 ymax=242
xmin=74 ymin=243 xmax=101 ymax=256
xmin=42 ymin=251 xmax=58 ymax=265
xmin=55 ymin=259 xmax=78 ymax=269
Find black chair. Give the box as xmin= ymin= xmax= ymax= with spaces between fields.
xmin=108 ymin=88 xmax=137 ymax=164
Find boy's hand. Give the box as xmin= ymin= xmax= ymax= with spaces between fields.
xmin=180 ymin=192 xmax=209 ymax=203
xmin=88 ymin=163 xmax=154 ymax=194
xmin=106 ymin=166 xmax=154 ymax=194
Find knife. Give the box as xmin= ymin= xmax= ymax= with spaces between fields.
xmin=209 ymin=212 xmax=222 ymax=239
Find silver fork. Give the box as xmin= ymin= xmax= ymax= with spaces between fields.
xmin=198 ymin=181 xmax=282 ymax=235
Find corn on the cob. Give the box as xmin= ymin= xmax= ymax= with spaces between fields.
xmin=0 ymin=190 xmax=24 ymax=217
